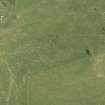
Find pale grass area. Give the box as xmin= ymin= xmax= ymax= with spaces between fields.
xmin=92 ymin=52 xmax=105 ymax=79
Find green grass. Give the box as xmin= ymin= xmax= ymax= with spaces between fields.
xmin=0 ymin=0 xmax=105 ymax=105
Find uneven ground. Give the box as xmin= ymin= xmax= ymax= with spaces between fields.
xmin=0 ymin=0 xmax=105 ymax=105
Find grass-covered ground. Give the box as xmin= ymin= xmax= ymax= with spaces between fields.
xmin=0 ymin=0 xmax=105 ymax=105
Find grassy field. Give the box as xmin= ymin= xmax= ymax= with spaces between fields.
xmin=0 ymin=0 xmax=105 ymax=105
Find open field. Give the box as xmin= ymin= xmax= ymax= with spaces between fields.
xmin=0 ymin=0 xmax=105 ymax=105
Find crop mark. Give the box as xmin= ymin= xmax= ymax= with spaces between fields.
xmin=0 ymin=59 xmax=18 ymax=105
xmin=0 ymin=16 xmax=5 ymax=24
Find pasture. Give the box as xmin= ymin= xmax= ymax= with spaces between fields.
xmin=0 ymin=0 xmax=105 ymax=105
